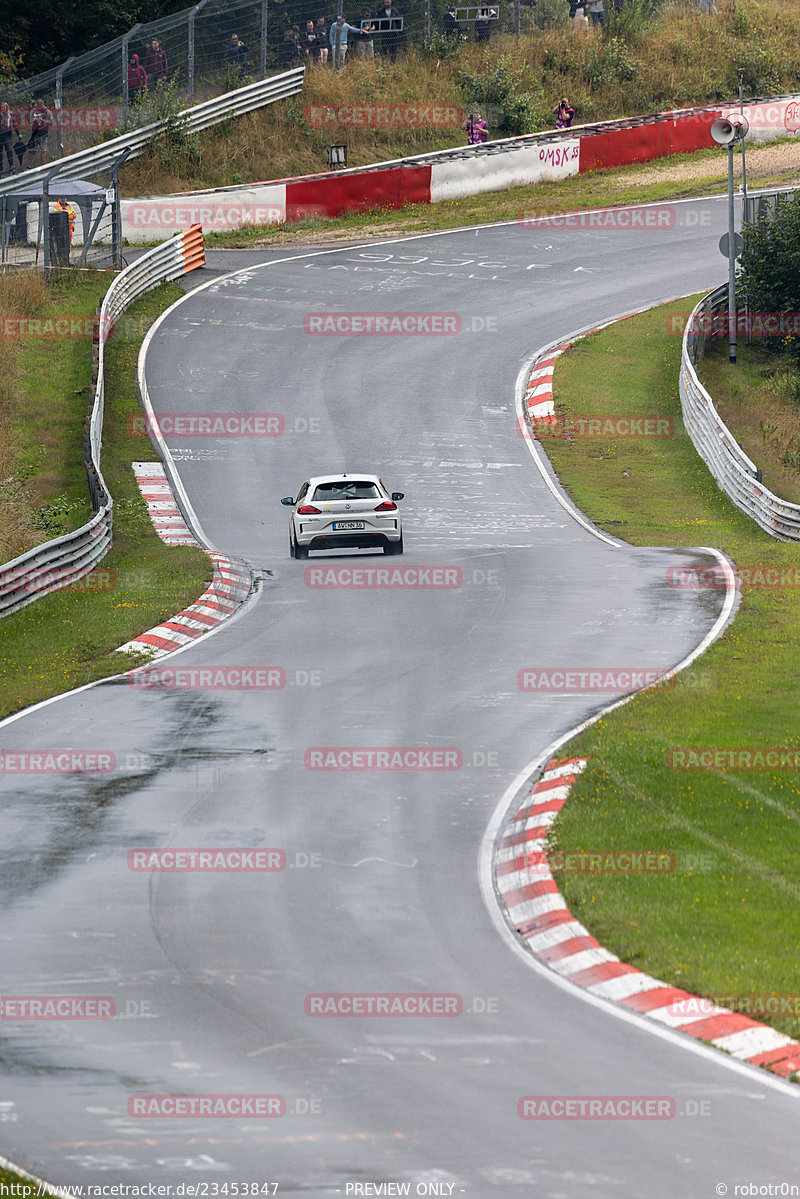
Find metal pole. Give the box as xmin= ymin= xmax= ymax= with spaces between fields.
xmin=55 ymin=59 xmax=74 ymax=158
xmin=261 ymin=0 xmax=268 ymax=78
xmin=727 ymin=142 xmax=736 ymax=364
xmin=334 ymin=0 xmax=344 ymax=71
xmin=515 ymin=0 xmax=521 ymax=36
xmin=424 ymin=0 xmax=430 ymax=40
xmin=42 ymin=176 xmax=50 ymax=270
xmin=737 ymin=68 xmax=747 ymax=206
xmin=188 ymin=11 xmax=196 ymax=102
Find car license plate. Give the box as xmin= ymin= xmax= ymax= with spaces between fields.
xmin=333 ymin=521 xmax=365 ymax=530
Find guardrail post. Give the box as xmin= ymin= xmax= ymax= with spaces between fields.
xmin=42 ymin=175 xmax=50 ymax=270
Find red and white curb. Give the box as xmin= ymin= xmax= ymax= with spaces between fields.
xmin=495 ymin=757 xmax=800 ymax=1080
xmin=118 ymin=461 xmax=252 ymax=658
xmin=522 ymin=345 xmax=572 ymax=426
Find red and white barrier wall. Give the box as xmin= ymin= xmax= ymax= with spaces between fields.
xmin=121 ymin=94 xmax=800 ymax=242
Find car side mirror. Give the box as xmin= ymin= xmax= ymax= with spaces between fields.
xmin=281 ymin=496 xmax=295 ymax=506
xmin=391 ymin=492 xmax=404 ymax=501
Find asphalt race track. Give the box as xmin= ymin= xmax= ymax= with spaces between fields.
xmin=2 ymin=197 xmax=798 ymax=1196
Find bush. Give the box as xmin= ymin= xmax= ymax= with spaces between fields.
xmin=534 ymin=0 xmax=571 ymax=30
xmin=582 ymin=36 xmax=640 ymax=86
xmin=458 ymin=54 xmax=541 ymax=133
xmin=740 ymin=194 xmax=800 ymax=362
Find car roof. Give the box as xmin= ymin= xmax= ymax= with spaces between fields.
xmin=307 ymin=473 xmax=382 ymax=486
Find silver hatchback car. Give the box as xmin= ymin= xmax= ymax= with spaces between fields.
xmin=281 ymin=473 xmax=404 ymax=559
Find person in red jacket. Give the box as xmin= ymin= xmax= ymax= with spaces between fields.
xmin=144 ymin=39 xmax=168 ymax=87
xmin=27 ymin=98 xmax=54 ymax=165
xmin=126 ymin=54 xmax=148 ymax=103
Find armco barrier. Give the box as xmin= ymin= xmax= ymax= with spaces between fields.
xmin=0 ymin=225 xmax=206 ymax=619
xmin=680 ymin=285 xmax=800 ymax=541
xmin=0 ymin=67 xmax=305 ymax=204
xmin=121 ymin=91 xmax=800 ymax=241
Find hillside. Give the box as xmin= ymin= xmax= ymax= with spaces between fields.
xmin=119 ymin=0 xmax=800 ymax=197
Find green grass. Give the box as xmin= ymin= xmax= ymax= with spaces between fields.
xmin=0 ymin=282 xmax=212 ymax=720
xmin=539 ymin=298 xmax=800 ymax=1043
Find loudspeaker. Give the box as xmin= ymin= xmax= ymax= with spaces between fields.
xmin=710 ymin=115 xmax=750 ymax=144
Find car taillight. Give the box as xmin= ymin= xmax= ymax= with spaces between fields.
xmin=374 ymin=501 xmax=397 ymax=511
xmin=297 ymin=504 xmax=321 ymax=514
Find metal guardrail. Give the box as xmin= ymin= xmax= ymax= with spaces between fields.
xmin=0 ymin=67 xmax=305 ymax=202
xmin=680 ymin=284 xmax=800 ymax=542
xmin=0 ymin=224 xmax=206 ymax=619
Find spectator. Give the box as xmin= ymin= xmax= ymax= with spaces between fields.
xmin=27 ymin=98 xmax=55 ymax=164
xmin=329 ymin=17 xmax=361 ymax=68
xmin=463 ymin=109 xmax=488 ymax=144
xmin=227 ymin=33 xmax=249 ymax=76
xmin=588 ymin=0 xmax=603 ymax=23
xmin=283 ymin=25 xmax=305 ymax=65
xmin=443 ymin=5 xmax=462 ymax=36
xmin=126 ymin=54 xmax=148 ymax=103
xmin=144 ymin=38 xmax=168 ymax=87
xmin=0 ymin=102 xmax=20 ymax=176
xmin=572 ymin=6 xmax=590 ymax=30
xmin=474 ymin=6 xmax=495 ymax=40
xmin=302 ymin=20 xmax=318 ymax=59
xmin=553 ymin=95 xmax=574 ymax=128
xmin=377 ymin=2 xmax=401 ymax=59
xmin=315 ymin=17 xmax=329 ymax=63
xmin=357 ymin=8 xmax=377 ymax=59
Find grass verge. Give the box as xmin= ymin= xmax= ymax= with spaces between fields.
xmin=0 ymin=280 xmax=212 ymax=721
xmin=537 ymin=297 xmax=800 ymax=1043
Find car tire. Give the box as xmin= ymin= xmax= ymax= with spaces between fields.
xmin=385 ymin=533 xmax=404 ymax=556
xmin=289 ymin=529 xmax=295 ymax=558
xmin=293 ymin=531 xmax=309 ymax=560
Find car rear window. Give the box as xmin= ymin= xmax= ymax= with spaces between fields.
xmin=312 ymin=481 xmax=380 ymax=500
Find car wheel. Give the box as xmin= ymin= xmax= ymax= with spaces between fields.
xmin=294 ymin=531 xmax=309 ymax=560
xmin=289 ymin=528 xmax=295 ymax=558
xmin=384 ymin=533 xmax=404 ymax=556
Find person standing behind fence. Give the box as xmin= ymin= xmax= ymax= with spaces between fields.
xmin=463 ymin=109 xmax=488 ymax=144
xmin=27 ymin=98 xmax=54 ymax=165
xmin=144 ymin=39 xmax=168 ymax=87
xmin=357 ymin=9 xmax=377 ymax=59
xmin=329 ymin=17 xmax=361 ymax=68
xmin=126 ymin=55 xmax=148 ymax=103
xmin=377 ymin=2 xmax=401 ymax=58
xmin=474 ymin=6 xmax=495 ymax=41
xmin=227 ymin=34 xmax=249 ymax=76
xmin=301 ymin=20 xmax=318 ymax=60
xmin=315 ymin=18 xmax=329 ymax=62
xmin=443 ymin=5 xmax=462 ymax=36
xmin=0 ymin=103 xmax=20 ymax=176
xmin=588 ymin=0 xmax=603 ymax=23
